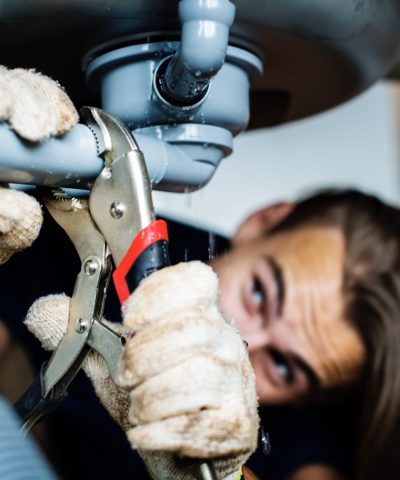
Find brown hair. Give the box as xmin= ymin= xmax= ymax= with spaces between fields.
xmin=271 ymin=189 xmax=400 ymax=480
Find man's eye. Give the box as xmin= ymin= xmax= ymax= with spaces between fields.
xmin=251 ymin=278 xmax=266 ymax=309
xmin=269 ymin=348 xmax=293 ymax=384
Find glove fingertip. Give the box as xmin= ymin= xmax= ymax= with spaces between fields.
xmin=122 ymin=261 xmax=219 ymax=329
xmin=54 ymin=89 xmax=79 ymax=136
xmin=25 ymin=294 xmax=70 ymax=350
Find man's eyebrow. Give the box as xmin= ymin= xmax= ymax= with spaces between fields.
xmin=266 ymin=256 xmax=285 ymax=316
xmin=264 ymin=257 xmax=320 ymax=387
xmin=292 ymin=353 xmax=320 ymax=387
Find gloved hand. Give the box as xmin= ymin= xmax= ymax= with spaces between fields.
xmin=0 ymin=187 xmax=43 ymax=264
xmin=0 ymin=66 xmax=78 ymax=142
xmin=0 ymin=66 xmax=78 ymax=263
xmin=25 ymin=261 xmax=259 ymax=480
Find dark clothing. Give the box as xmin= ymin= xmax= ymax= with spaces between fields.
xmin=248 ymin=404 xmax=357 ymax=479
xmin=0 ymin=211 xmax=357 ymax=479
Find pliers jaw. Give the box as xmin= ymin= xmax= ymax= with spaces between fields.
xmin=80 ymin=106 xmax=139 ymax=167
xmin=83 ymin=107 xmax=170 ymax=303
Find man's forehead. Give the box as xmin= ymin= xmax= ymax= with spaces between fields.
xmin=268 ymin=226 xmax=365 ymax=386
xmin=259 ymin=224 xmax=345 ymax=258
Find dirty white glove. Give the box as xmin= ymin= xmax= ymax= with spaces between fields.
xmin=0 ymin=187 xmax=43 ymax=264
xmin=25 ymin=262 xmax=259 ymax=480
xmin=0 ymin=66 xmax=78 ymax=142
xmin=0 ymin=66 xmax=78 ymax=263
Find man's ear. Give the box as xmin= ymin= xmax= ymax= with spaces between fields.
xmin=232 ymin=202 xmax=294 ymax=246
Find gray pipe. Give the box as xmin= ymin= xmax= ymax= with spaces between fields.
xmin=0 ymin=124 xmax=102 ymax=188
xmin=158 ymin=0 xmax=235 ymax=106
xmin=134 ymin=132 xmax=225 ymax=192
xmin=0 ymin=123 xmax=226 ymax=191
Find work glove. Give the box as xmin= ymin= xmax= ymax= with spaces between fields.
xmin=25 ymin=261 xmax=259 ymax=480
xmin=0 ymin=66 xmax=78 ymax=263
xmin=0 ymin=187 xmax=43 ymax=264
xmin=0 ymin=66 xmax=78 ymax=142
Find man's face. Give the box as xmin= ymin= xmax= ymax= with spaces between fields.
xmin=211 ymin=225 xmax=366 ymax=405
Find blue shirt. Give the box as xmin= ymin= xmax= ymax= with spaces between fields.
xmin=0 ymin=395 xmax=56 ymax=480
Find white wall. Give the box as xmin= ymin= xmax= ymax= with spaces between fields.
xmin=154 ymin=81 xmax=400 ymax=237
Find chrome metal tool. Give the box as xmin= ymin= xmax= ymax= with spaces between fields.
xmin=14 ymin=107 xmax=216 ymax=480
xmin=15 ymin=107 xmax=170 ymax=427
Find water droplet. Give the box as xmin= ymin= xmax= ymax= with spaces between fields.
xmin=184 ymin=248 xmax=189 ymax=262
xmin=184 ymin=187 xmax=192 ymax=208
xmin=260 ymin=427 xmax=271 ymax=456
xmin=208 ymin=232 xmax=216 ymax=260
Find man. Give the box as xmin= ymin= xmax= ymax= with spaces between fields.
xmin=17 ymin=188 xmax=394 ymax=480
xmin=213 ymin=190 xmax=400 ymax=480
xmin=2 ymin=66 xmax=398 ymax=480
xmin=0 ymin=66 xmax=258 ymax=480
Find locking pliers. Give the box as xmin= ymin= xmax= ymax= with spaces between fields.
xmin=14 ymin=108 xmax=216 ymax=480
xmin=14 ymin=107 xmax=170 ymax=430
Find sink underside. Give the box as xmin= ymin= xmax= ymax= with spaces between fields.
xmin=2 ymin=0 xmax=400 ymax=128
